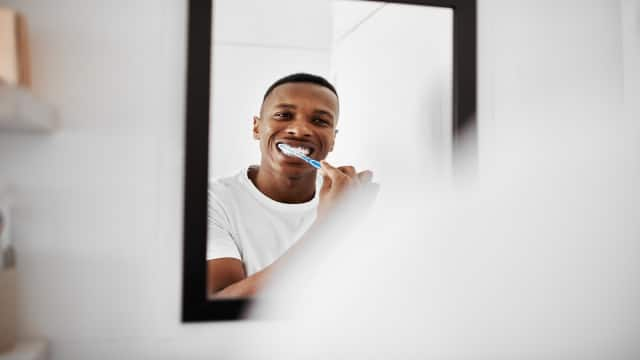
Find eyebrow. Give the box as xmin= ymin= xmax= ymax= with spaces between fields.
xmin=274 ymin=103 xmax=335 ymax=119
xmin=274 ymin=103 xmax=297 ymax=109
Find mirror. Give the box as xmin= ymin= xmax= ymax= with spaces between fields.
xmin=210 ymin=0 xmax=453 ymax=182
xmin=182 ymin=0 xmax=476 ymax=321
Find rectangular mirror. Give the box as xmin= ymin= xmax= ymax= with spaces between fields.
xmin=182 ymin=0 xmax=476 ymax=321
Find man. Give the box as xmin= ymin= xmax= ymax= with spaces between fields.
xmin=207 ymin=73 xmax=374 ymax=298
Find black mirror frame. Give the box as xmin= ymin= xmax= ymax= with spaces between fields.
xmin=182 ymin=0 xmax=476 ymax=322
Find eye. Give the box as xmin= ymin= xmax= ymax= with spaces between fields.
xmin=312 ymin=118 xmax=331 ymax=127
xmin=274 ymin=111 xmax=292 ymax=120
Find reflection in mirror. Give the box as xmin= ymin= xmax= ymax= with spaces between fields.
xmin=206 ymin=0 xmax=452 ymax=300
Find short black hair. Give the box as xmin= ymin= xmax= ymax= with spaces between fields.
xmin=262 ymin=73 xmax=338 ymax=101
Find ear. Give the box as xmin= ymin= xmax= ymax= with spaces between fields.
xmin=328 ymin=128 xmax=337 ymax=152
xmin=252 ymin=116 xmax=260 ymax=140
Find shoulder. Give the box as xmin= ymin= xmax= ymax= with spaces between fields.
xmin=208 ymin=169 xmax=249 ymax=205
xmin=209 ymin=173 xmax=238 ymax=193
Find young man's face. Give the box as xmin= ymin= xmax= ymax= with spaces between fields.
xmin=253 ymin=82 xmax=338 ymax=178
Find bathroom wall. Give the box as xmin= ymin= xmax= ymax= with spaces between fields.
xmin=0 ymin=0 xmax=633 ymax=359
xmin=478 ymin=0 xmax=628 ymax=163
xmin=328 ymin=2 xmax=453 ymax=183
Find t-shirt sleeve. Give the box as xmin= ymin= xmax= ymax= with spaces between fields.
xmin=206 ymin=188 xmax=241 ymax=261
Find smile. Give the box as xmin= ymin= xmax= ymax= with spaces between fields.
xmin=275 ymin=141 xmax=315 ymax=157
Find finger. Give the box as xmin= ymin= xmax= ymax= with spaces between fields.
xmin=320 ymin=160 xmax=346 ymax=181
xmin=337 ymin=166 xmax=357 ymax=178
xmin=319 ymin=173 xmax=332 ymax=193
xmin=357 ymin=170 xmax=373 ymax=184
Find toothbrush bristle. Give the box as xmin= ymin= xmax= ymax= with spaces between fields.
xmin=278 ymin=143 xmax=301 ymax=157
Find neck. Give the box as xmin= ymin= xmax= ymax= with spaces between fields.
xmin=249 ymin=164 xmax=317 ymax=203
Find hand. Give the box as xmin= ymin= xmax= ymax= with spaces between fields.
xmin=317 ymin=160 xmax=378 ymax=221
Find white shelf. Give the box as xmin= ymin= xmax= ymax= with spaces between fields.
xmin=0 ymin=85 xmax=58 ymax=133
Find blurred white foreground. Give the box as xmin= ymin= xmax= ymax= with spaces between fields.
xmin=235 ymin=118 xmax=640 ymax=360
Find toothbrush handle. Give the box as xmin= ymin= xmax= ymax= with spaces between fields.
xmin=307 ymin=158 xmax=322 ymax=169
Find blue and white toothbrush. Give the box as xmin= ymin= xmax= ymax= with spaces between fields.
xmin=277 ymin=143 xmax=322 ymax=169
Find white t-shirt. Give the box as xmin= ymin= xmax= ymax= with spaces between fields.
xmin=207 ymin=166 xmax=319 ymax=276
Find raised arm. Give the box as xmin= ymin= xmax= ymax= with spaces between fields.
xmin=207 ymin=160 xmax=377 ymax=299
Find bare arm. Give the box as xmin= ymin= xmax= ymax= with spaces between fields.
xmin=207 ymin=257 xmax=270 ymax=298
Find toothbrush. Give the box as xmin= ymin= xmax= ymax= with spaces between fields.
xmin=277 ymin=143 xmax=322 ymax=169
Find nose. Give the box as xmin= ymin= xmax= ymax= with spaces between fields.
xmin=285 ymin=118 xmax=312 ymax=137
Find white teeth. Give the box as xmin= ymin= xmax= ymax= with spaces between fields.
xmin=279 ymin=143 xmax=311 ymax=156
xmin=293 ymin=146 xmax=311 ymax=155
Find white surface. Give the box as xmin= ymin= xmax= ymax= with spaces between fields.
xmin=0 ymin=0 xmax=634 ymax=359
xmin=477 ymin=0 xmax=625 ymax=161
xmin=621 ymin=0 xmax=640 ymax=118
xmin=331 ymin=0 xmax=383 ymax=43
xmin=213 ymin=0 xmax=332 ymax=49
xmin=0 ymin=340 xmax=47 ymax=360
xmin=329 ymin=4 xmax=452 ymax=183
xmin=0 ymin=86 xmax=57 ymax=132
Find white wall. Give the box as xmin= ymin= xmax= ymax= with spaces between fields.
xmin=621 ymin=0 xmax=640 ymax=120
xmin=329 ymin=3 xmax=452 ymax=184
xmin=0 ymin=0 xmax=635 ymax=359
xmin=477 ymin=0 xmax=628 ymax=162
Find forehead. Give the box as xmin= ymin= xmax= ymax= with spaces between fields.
xmin=263 ymin=82 xmax=339 ymax=115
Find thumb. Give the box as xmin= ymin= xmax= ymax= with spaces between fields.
xmin=320 ymin=170 xmax=332 ymax=194
xmin=320 ymin=160 xmax=343 ymax=182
